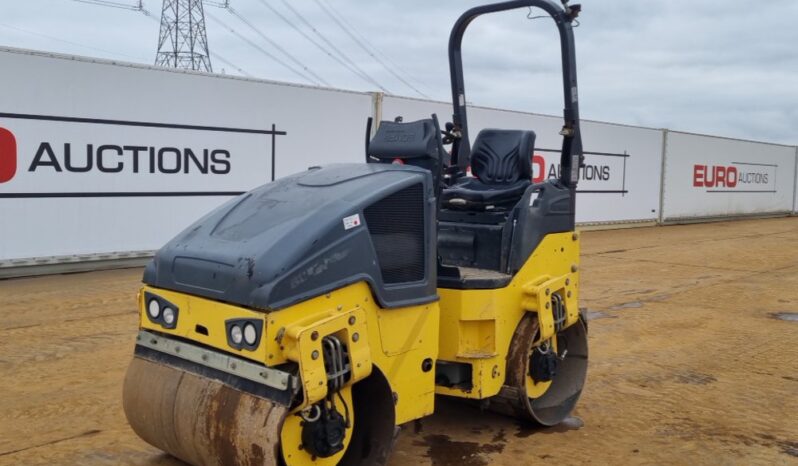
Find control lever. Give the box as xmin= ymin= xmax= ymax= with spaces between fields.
xmin=441 ymin=122 xmax=458 ymax=145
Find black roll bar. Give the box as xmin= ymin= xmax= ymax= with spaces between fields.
xmin=448 ymin=0 xmax=584 ymax=188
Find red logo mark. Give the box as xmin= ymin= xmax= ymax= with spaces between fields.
xmin=532 ymin=154 xmax=546 ymax=183
xmin=0 ymin=127 xmax=17 ymax=183
xmin=693 ymin=164 xmax=738 ymax=188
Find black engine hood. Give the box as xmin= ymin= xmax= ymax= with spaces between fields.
xmin=143 ymin=163 xmax=437 ymax=311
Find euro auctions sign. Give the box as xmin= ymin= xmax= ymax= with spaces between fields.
xmin=662 ymin=131 xmax=796 ymax=220
xmin=693 ymin=163 xmax=776 ymax=193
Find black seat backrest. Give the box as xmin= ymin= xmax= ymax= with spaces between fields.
xmin=471 ymin=129 xmax=535 ymax=185
xmin=367 ymin=116 xmax=447 ymax=194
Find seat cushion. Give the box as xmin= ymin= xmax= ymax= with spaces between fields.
xmin=471 ymin=129 xmax=535 ymax=184
xmin=441 ymin=177 xmax=530 ymax=210
xmin=440 ymin=129 xmax=535 ymax=211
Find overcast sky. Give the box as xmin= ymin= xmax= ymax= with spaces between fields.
xmin=1 ymin=0 xmax=796 ymax=145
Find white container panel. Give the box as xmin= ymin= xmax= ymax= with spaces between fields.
xmin=0 ymin=48 xmax=373 ymax=262
xmin=662 ymin=131 xmax=796 ymax=221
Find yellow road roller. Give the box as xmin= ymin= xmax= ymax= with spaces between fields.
xmin=123 ymin=1 xmax=587 ymax=464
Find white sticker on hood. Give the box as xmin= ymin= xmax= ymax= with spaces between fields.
xmin=343 ymin=213 xmax=362 ymax=230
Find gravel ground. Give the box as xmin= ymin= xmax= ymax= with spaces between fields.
xmin=1 ymin=217 xmax=797 ymax=466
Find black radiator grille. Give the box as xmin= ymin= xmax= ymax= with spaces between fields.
xmin=363 ymin=183 xmax=426 ymax=284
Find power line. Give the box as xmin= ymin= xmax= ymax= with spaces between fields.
xmin=317 ymin=0 xmax=434 ymax=97
xmin=72 ymin=0 xmax=155 ymax=17
xmin=139 ymin=6 xmax=158 ymax=19
xmin=210 ymin=51 xmax=252 ymax=77
xmin=276 ymin=0 xmax=389 ymax=92
xmin=0 ymin=22 xmax=148 ymax=61
xmin=73 ymin=0 xmax=142 ymax=10
xmin=254 ymin=0 xmax=371 ymax=90
xmin=205 ymin=10 xmax=319 ymax=85
xmin=314 ymin=0 xmax=428 ymax=98
xmin=223 ymin=4 xmax=330 ymax=86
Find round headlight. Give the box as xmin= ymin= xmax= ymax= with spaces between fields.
xmin=162 ymin=307 xmax=176 ymax=325
xmin=243 ymin=323 xmax=257 ymax=345
xmin=230 ymin=325 xmax=243 ymax=345
xmin=147 ymin=299 xmax=160 ymax=319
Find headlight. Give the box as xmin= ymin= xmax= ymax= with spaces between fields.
xmin=243 ymin=323 xmax=257 ymax=345
xmin=147 ymin=299 xmax=161 ymax=319
xmin=162 ymin=307 xmax=176 ymax=326
xmin=225 ymin=319 xmax=263 ymax=351
xmin=230 ymin=325 xmax=243 ymax=345
xmin=143 ymin=292 xmax=179 ymax=329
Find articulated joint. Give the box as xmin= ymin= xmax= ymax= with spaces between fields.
xmin=521 ymin=274 xmax=579 ymax=343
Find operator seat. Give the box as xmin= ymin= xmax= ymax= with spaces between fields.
xmin=441 ymin=129 xmax=536 ymax=211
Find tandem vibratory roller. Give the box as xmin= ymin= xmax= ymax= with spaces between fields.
xmin=122 ymin=1 xmax=588 ymax=464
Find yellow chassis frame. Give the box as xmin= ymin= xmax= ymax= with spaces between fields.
xmin=137 ymin=231 xmax=578 ymax=428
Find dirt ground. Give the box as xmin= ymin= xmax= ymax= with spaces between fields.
xmin=1 ymin=217 xmax=797 ymax=466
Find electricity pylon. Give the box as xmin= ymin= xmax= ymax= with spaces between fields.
xmin=154 ymin=0 xmax=213 ymax=72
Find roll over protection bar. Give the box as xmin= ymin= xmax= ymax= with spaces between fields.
xmin=448 ymin=0 xmax=584 ymax=188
